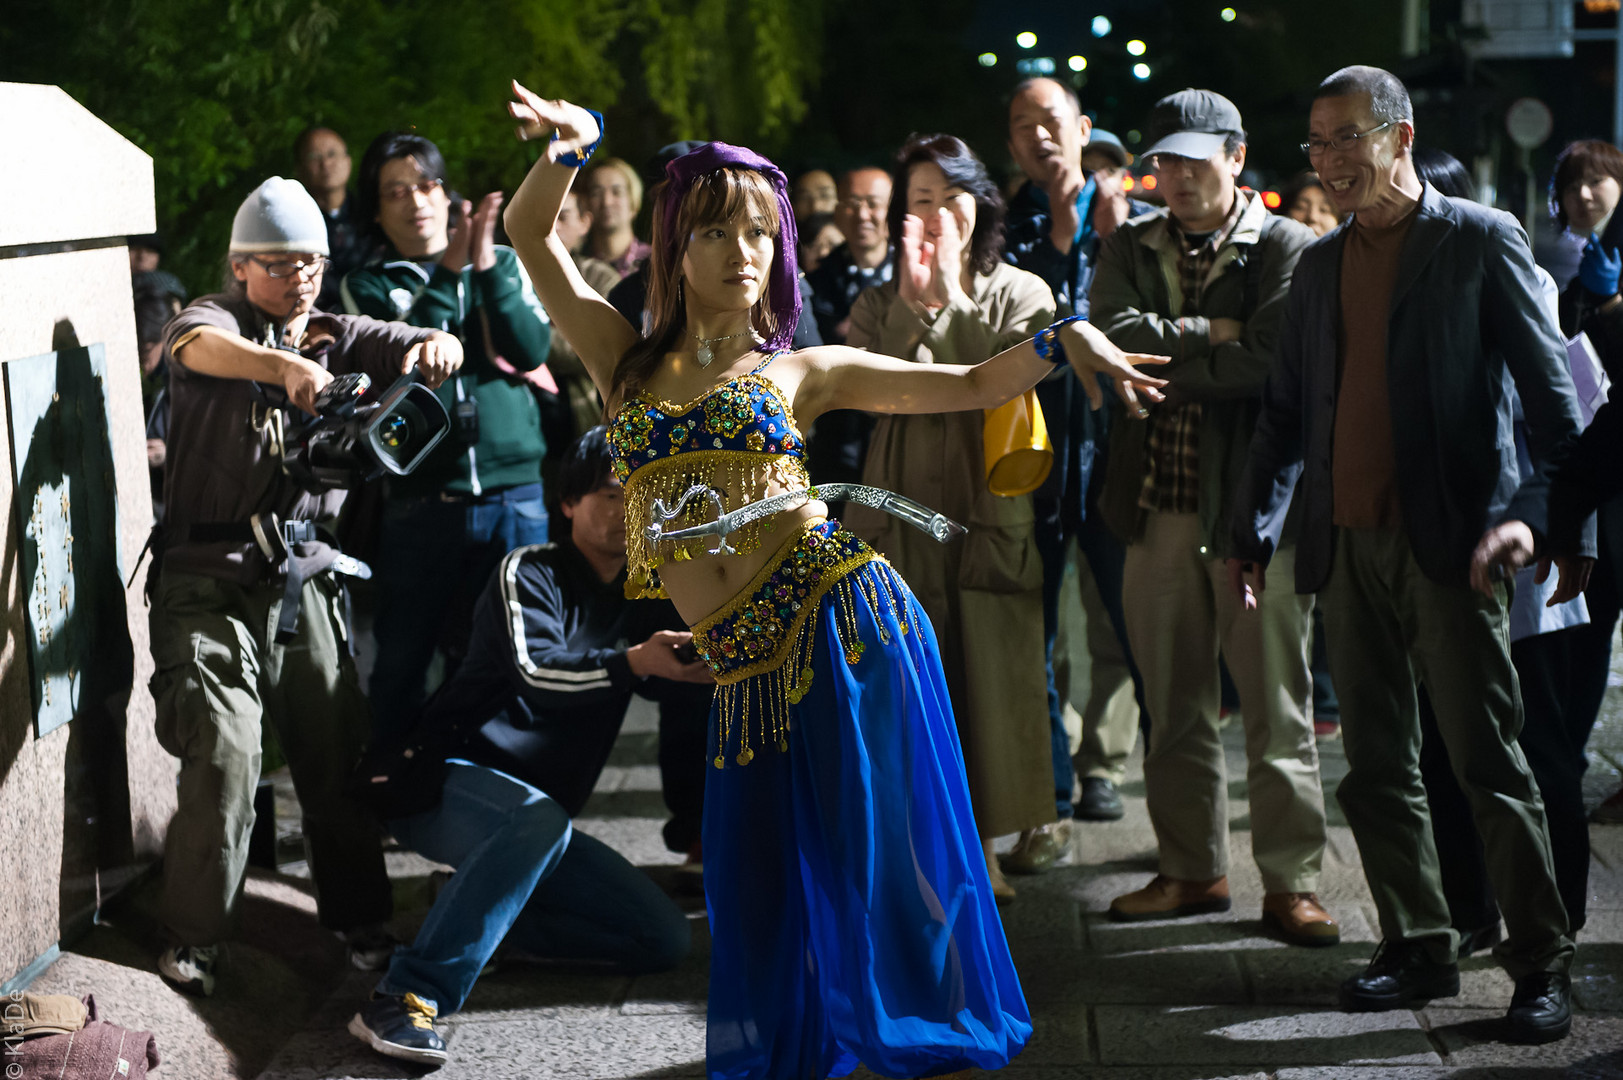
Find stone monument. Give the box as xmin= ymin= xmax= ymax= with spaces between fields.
xmin=0 ymin=82 xmax=176 ymax=989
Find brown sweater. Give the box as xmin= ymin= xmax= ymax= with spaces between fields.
xmin=1332 ymin=205 xmax=1419 ymax=528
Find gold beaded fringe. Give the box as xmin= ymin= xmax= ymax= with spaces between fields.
xmin=704 ymin=549 xmax=917 ymax=769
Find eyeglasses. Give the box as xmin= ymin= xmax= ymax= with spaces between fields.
xmin=250 ymin=256 xmax=331 ymax=279
xmin=381 ymin=177 xmax=444 ymax=201
xmin=1301 ymin=121 xmax=1395 ymax=159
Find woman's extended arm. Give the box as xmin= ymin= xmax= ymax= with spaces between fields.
xmin=793 ymin=319 xmax=1166 ymax=424
xmin=501 ymin=82 xmax=638 ymax=399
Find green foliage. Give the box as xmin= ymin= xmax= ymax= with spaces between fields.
xmin=7 ymin=0 xmax=828 ymax=295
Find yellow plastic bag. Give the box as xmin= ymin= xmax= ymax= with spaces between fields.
xmin=983 ymin=388 xmax=1053 ymax=497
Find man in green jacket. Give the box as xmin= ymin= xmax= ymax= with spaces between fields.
xmin=1089 ymin=90 xmax=1334 ymax=946
xmin=342 ymin=131 xmax=554 ymax=741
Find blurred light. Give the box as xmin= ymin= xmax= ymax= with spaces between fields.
xmin=979 ymin=52 xmax=998 ymax=66
xmin=1126 ymin=39 xmax=1147 ymax=56
xmin=1141 ymin=174 xmax=1158 ymax=190
xmin=1132 ymin=63 xmax=1151 ymax=79
xmin=1016 ymin=56 xmax=1057 ymax=75
xmin=1583 ymin=0 xmax=1619 ymax=11
xmin=1122 ymin=175 xmax=1136 ymax=191
xmin=1068 ymin=55 xmax=1087 ymax=71
xmin=1261 ymin=190 xmax=1282 ymax=209
xmin=1092 ymin=15 xmax=1112 ymax=36
xmin=1220 ymin=6 xmax=1238 ymax=20
xmin=1016 ymin=30 xmax=1038 ymax=48
xmin=1126 ymin=130 xmax=1142 ymax=144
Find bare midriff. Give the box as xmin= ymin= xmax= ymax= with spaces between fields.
xmin=656 ymin=498 xmax=831 ymax=626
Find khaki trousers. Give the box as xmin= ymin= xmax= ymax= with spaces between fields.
xmin=149 ymin=569 xmax=392 ymax=945
xmin=1321 ymin=527 xmax=1573 ymax=977
xmin=1123 ymin=511 xmax=1326 ymax=892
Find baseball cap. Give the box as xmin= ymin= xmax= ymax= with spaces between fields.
xmin=1142 ymin=89 xmax=1244 ymax=161
xmin=1083 ymin=129 xmax=1130 ymax=169
xmin=7 ymin=993 xmax=88 ymax=1037
xmin=230 ymin=177 xmax=330 ymax=255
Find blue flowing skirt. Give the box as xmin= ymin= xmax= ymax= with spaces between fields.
xmin=701 ymin=556 xmax=1031 ymax=1079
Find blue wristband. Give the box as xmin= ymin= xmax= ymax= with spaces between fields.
xmin=1033 ymin=315 xmax=1086 ymax=367
xmin=554 ymin=109 xmax=605 ymax=168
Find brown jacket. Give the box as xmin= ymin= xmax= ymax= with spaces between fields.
xmin=844 ymin=262 xmax=1057 ymax=836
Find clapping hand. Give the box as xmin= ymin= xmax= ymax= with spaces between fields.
xmin=897 ymin=209 xmax=969 ymax=316
xmin=897 ymin=214 xmax=938 ymax=314
xmin=507 ymin=80 xmax=601 ymax=161
xmin=1579 ymin=233 xmax=1622 ymax=298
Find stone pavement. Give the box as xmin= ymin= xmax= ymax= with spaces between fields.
xmin=30 ymin=657 xmax=1623 ymax=1080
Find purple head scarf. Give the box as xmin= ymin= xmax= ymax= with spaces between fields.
xmin=662 ymin=142 xmax=800 ymax=351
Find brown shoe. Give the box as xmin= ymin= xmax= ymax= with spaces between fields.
xmin=1262 ymin=892 xmax=1340 ymax=947
xmin=1109 ymin=875 xmax=1230 ymax=922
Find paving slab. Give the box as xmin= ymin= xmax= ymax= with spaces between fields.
xmin=435 ymin=1013 xmax=709 ymax=1079
xmin=1422 ymin=1006 xmax=1623 ymax=1071
xmin=1094 ymin=1004 xmax=1443 ymax=1066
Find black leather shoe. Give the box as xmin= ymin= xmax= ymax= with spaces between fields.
xmin=1506 ymin=972 xmax=1572 ymax=1044
xmin=1075 ymin=778 xmax=1125 ymax=821
xmin=1457 ymin=922 xmax=1502 ymax=957
xmin=1339 ymin=940 xmax=1460 ymax=1011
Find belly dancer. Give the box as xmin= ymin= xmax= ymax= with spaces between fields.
xmin=501 ymin=83 xmax=1167 ymax=1080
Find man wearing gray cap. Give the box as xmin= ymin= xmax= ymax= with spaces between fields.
xmin=149 ymin=177 xmax=462 ymax=995
xmin=1089 ymin=89 xmax=1335 ymax=945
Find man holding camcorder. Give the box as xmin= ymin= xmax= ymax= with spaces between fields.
xmin=150 ymin=177 xmax=462 ymax=997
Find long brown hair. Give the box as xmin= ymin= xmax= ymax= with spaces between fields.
xmin=609 ymin=167 xmax=782 ymax=407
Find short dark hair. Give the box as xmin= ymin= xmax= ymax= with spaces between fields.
xmin=1550 ymin=140 xmax=1623 ymax=229
xmin=1009 ymin=77 xmax=1081 ymax=119
xmin=556 ymin=426 xmax=617 ymax=505
xmin=1223 ymin=131 xmax=1248 ymax=157
xmin=1413 ymin=147 xmax=1473 ymax=200
xmin=889 ymin=133 xmax=1006 ymax=276
xmin=293 ymin=125 xmax=342 ymax=161
xmin=1315 ymin=65 xmax=1413 ymax=125
xmin=354 ymin=131 xmax=449 ymax=245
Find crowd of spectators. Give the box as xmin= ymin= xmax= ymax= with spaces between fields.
xmin=127 ymin=61 xmax=1623 ymax=1064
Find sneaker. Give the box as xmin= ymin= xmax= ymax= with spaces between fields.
xmin=1075 ymin=777 xmax=1125 ymax=821
xmin=1313 ymin=717 xmax=1341 ymax=739
xmin=1002 ymin=821 xmax=1073 ymax=875
xmin=341 ymin=925 xmax=401 ymax=971
xmin=1506 ymin=971 xmax=1573 ymax=1044
xmin=349 ymin=992 xmax=448 ymax=1065
xmin=1339 ymin=940 xmax=1459 ymax=1011
xmin=158 ymin=944 xmax=218 ymax=997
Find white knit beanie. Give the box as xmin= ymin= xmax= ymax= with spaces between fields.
xmin=230 ymin=177 xmax=330 ymax=254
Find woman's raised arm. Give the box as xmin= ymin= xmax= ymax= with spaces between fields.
xmin=792 ymin=318 xmax=1168 ymax=426
xmin=501 ymin=81 xmax=639 ymax=399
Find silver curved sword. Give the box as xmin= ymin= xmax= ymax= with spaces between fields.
xmin=646 ymin=483 xmax=967 ymax=555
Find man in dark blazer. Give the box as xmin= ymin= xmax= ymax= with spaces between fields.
xmin=1227 ymin=66 xmax=1584 ymax=1044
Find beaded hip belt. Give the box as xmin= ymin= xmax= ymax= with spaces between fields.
xmin=690 ymin=520 xmax=912 ymax=768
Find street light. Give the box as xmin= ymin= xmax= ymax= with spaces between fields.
xmin=1132 ymin=63 xmax=1151 ymax=79
xmin=1016 ymin=31 xmax=1037 ymax=48
xmin=979 ymin=52 xmax=998 ymax=67
xmin=1068 ymin=55 xmax=1087 ymax=71
xmin=1220 ymin=6 xmax=1237 ymax=20
xmin=1092 ymin=15 xmax=1112 ymax=36
xmin=1126 ymin=39 xmax=1147 ymax=56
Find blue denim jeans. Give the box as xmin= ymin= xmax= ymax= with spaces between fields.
xmin=370 ymin=483 xmax=549 ymax=742
xmin=379 ymin=761 xmax=691 ymax=1014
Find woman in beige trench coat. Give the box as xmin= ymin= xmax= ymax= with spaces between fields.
xmin=845 ymin=132 xmax=1056 ymax=902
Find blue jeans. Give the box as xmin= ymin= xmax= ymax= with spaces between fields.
xmin=370 ymin=483 xmax=549 ymax=742
xmin=380 ymin=762 xmax=690 ymax=1014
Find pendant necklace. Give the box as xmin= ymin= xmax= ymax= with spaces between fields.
xmin=694 ymin=329 xmax=759 ymax=368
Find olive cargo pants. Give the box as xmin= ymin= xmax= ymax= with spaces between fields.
xmin=149 ymin=569 xmax=391 ymax=946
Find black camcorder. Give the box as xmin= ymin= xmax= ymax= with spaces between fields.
xmin=281 ymin=371 xmax=450 ymax=492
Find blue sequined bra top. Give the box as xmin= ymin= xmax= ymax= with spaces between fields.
xmin=607 ymin=350 xmax=812 ymax=599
